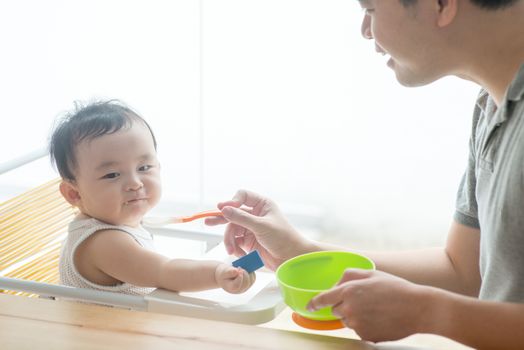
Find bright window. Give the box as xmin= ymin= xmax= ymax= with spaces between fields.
xmin=0 ymin=1 xmax=479 ymax=248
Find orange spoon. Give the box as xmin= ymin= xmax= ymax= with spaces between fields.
xmin=142 ymin=210 xmax=223 ymax=227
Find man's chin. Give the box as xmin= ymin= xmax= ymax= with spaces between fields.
xmin=394 ymin=68 xmax=438 ymax=88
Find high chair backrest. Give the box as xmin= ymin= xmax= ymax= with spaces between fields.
xmin=0 ymin=178 xmax=78 ymax=296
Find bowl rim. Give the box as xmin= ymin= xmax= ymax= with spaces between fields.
xmin=275 ymin=250 xmax=376 ymax=293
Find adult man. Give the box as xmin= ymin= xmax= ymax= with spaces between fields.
xmin=207 ymin=0 xmax=524 ymax=348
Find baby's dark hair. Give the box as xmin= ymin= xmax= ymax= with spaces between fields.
xmin=49 ymin=100 xmax=157 ymax=181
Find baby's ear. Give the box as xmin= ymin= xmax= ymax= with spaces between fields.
xmin=59 ymin=180 xmax=81 ymax=206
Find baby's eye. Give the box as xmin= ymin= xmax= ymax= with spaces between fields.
xmin=102 ymin=172 xmax=120 ymax=179
xmin=139 ymin=164 xmax=153 ymax=171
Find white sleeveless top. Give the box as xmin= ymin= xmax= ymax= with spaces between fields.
xmin=59 ymin=217 xmax=156 ymax=296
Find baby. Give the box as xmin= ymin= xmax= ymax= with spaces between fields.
xmin=49 ymin=100 xmax=255 ymax=295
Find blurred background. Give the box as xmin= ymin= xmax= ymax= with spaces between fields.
xmin=0 ymin=0 xmax=479 ymax=250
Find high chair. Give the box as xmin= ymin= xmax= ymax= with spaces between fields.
xmin=0 ymin=178 xmax=76 ymax=296
xmin=0 ymin=149 xmax=284 ymax=325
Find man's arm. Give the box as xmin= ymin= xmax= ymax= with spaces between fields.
xmin=310 ymin=220 xmax=524 ymax=348
xmin=308 ymin=268 xmax=524 ymax=349
xmin=314 ymin=220 xmax=481 ymax=296
xmin=426 ymin=285 xmax=524 ymax=350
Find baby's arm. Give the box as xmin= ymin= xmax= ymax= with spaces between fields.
xmin=75 ymin=229 xmax=254 ymax=292
xmin=157 ymin=258 xmax=255 ymax=293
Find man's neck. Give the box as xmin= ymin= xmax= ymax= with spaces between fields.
xmin=455 ymin=2 xmax=524 ymax=106
xmin=472 ymin=45 xmax=524 ymax=106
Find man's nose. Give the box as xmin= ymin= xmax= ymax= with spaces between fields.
xmin=361 ymin=14 xmax=372 ymax=40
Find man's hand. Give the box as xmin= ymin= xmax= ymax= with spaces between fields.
xmin=206 ymin=189 xmax=315 ymax=270
xmin=308 ymin=269 xmax=435 ymax=342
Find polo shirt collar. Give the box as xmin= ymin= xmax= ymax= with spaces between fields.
xmin=506 ymin=62 xmax=524 ymax=102
xmin=475 ymin=89 xmax=495 ymax=117
xmin=475 ymin=63 xmax=524 ymax=127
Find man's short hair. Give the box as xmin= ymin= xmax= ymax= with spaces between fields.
xmin=400 ymin=0 xmax=518 ymax=10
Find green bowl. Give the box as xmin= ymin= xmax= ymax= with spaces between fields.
xmin=276 ymin=251 xmax=375 ymax=321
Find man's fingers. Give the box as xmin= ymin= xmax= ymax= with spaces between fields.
xmin=308 ymin=269 xmax=375 ymax=311
xmin=336 ymin=268 xmax=374 ymax=286
xmin=204 ymin=216 xmax=228 ymax=226
xmin=217 ymin=200 xmax=242 ymax=210
xmin=223 ymin=224 xmax=247 ymax=256
xmin=307 ymin=285 xmax=346 ymax=312
xmin=208 ymin=205 xmax=254 ymax=227
xmin=222 ymin=206 xmax=263 ymax=232
xmin=231 ymin=189 xmax=266 ymax=208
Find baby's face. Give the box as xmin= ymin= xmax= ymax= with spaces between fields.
xmin=71 ymin=122 xmax=161 ymax=227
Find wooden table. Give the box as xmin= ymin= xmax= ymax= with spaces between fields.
xmin=0 ymin=294 xmax=470 ymax=350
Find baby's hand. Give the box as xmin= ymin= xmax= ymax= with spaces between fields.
xmin=215 ymin=263 xmax=256 ymax=294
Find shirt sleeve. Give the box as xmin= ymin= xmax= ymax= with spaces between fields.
xmin=454 ymin=171 xmax=480 ymax=229
xmin=454 ymin=102 xmax=481 ymax=229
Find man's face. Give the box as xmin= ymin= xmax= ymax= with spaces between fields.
xmin=70 ymin=122 xmax=162 ymax=227
xmin=359 ymin=0 xmax=445 ymax=87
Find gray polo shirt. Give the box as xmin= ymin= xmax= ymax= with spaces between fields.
xmin=455 ymin=63 xmax=524 ymax=302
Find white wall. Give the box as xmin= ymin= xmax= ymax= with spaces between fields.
xmin=0 ymin=0 xmax=479 ymax=248
xmin=0 ymin=0 xmax=202 ymax=201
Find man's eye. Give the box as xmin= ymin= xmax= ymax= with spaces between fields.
xmin=102 ymin=172 xmax=119 ymax=179
xmin=362 ymin=8 xmax=374 ymax=15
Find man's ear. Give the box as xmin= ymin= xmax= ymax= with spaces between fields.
xmin=59 ymin=180 xmax=81 ymax=206
xmin=437 ymin=0 xmax=458 ymax=28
